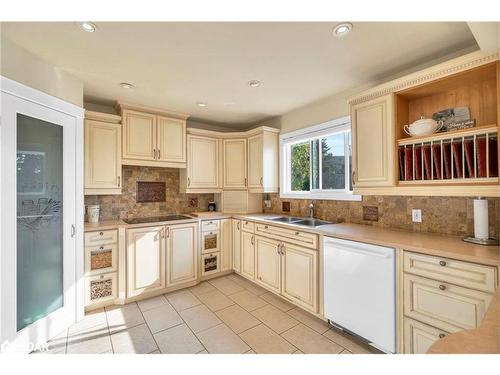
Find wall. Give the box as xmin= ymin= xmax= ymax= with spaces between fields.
xmin=263 ymin=194 xmax=500 ymax=238
xmin=84 ymin=165 xmax=214 ymax=220
xmin=0 ymin=35 xmax=84 ymax=106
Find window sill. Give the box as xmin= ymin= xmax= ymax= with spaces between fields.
xmin=279 ymin=192 xmax=362 ymax=202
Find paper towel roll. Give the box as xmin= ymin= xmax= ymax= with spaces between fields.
xmin=473 ymin=198 xmax=489 ymax=240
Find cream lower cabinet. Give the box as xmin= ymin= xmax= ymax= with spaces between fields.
xmin=127 ymin=226 xmax=166 ymax=298
xmin=84 ymin=112 xmax=122 ymax=195
xmin=220 ymin=219 xmax=233 ymax=272
xmin=281 ymin=243 xmax=318 ymax=312
xmin=351 ymin=93 xmax=395 ymax=189
xmin=232 ymin=220 xmax=242 ymax=273
xmin=241 ymin=231 xmax=255 ymax=279
xmin=166 ymin=223 xmax=197 ymax=287
xmin=223 ymin=138 xmax=247 ymax=189
xmin=254 ymin=236 xmax=281 ymax=294
xmin=404 ymin=318 xmax=449 ymax=354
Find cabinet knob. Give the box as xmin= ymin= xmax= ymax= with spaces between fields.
xmin=99 ymin=246 xmax=104 ymax=250
xmin=438 ymin=333 xmax=446 ymax=339
xmin=264 ymin=225 xmax=268 ymax=229
xmin=99 ymin=231 xmax=104 ymax=236
xmin=439 ymin=260 xmax=446 ymax=267
xmin=439 ymin=284 xmax=446 ymax=291
xmin=295 ymin=231 xmax=299 ymax=235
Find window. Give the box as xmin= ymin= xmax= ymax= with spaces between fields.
xmin=280 ymin=116 xmax=360 ymax=201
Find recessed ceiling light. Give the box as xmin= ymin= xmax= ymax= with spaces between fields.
xmin=119 ymin=82 xmax=134 ymax=89
xmin=333 ymin=23 xmax=353 ymax=37
xmin=79 ymin=22 xmax=97 ymax=33
xmin=197 ymin=102 xmax=207 ymax=107
xmin=248 ymin=80 xmax=261 ymax=88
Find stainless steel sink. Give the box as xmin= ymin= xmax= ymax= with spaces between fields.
xmin=293 ymin=219 xmax=333 ymax=227
xmin=267 ymin=216 xmax=303 ymax=223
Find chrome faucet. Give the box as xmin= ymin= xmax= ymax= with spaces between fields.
xmin=308 ymin=202 xmax=315 ymax=219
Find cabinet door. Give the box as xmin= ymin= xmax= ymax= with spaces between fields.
xmin=254 ymin=236 xmax=281 ymax=294
xmin=126 ymin=226 xmax=166 ymax=298
xmin=187 ymin=135 xmax=220 ymax=189
xmin=404 ymin=318 xmax=448 ymax=354
xmin=220 ymin=219 xmax=233 ymax=272
xmin=247 ymin=134 xmax=263 ymax=189
xmin=157 ymin=116 xmax=186 ymax=163
xmin=232 ymin=220 xmax=242 ymax=273
xmin=166 ymin=224 xmax=197 ymax=287
xmin=351 ymin=94 xmax=395 ymax=187
xmin=84 ymin=119 xmax=121 ymax=193
xmin=223 ymin=138 xmax=247 ymax=189
xmin=122 ymin=109 xmax=157 ymax=161
xmin=281 ymin=243 xmax=318 ymax=313
xmin=241 ymin=231 xmax=255 ymax=279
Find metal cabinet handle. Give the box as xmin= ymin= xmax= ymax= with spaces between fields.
xmin=153 ymin=149 xmax=156 ymax=159
xmin=294 ymin=231 xmax=299 ymax=235
xmin=251 ymin=235 xmax=254 ymax=245
xmin=439 ymin=284 xmax=446 ymax=291
xmin=99 ymin=246 xmax=104 ymax=250
xmin=352 ymin=171 xmax=356 ymax=186
xmin=187 ymin=177 xmax=191 ymax=186
xmin=264 ymin=225 xmax=268 ymax=229
xmin=237 ymin=221 xmax=240 ymax=230
xmin=158 ymin=149 xmax=161 ymax=159
xmin=439 ymin=260 xmax=446 ymax=267
xmin=280 ymin=243 xmax=285 ymax=255
xmin=276 ymin=243 xmax=280 ymax=254
xmin=117 ymin=176 xmax=121 ymax=187
xmin=71 ymin=224 xmax=76 ymax=238
xmin=244 ymin=177 xmax=247 ymax=187
xmin=165 ymin=227 xmax=170 ymax=238
xmin=260 ymin=177 xmax=263 ymax=186
xmin=438 ymin=333 xmax=446 ymax=339
xmin=99 ymin=231 xmax=104 ymax=236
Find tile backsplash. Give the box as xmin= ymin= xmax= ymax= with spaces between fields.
xmin=85 ymin=165 xmax=214 ymax=220
xmin=263 ymin=193 xmax=499 ymax=238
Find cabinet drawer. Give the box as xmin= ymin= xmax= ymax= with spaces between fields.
xmin=404 ymin=274 xmax=493 ymax=333
xmin=201 ymin=220 xmax=220 ymax=232
xmin=201 ymin=252 xmax=220 ymax=277
xmin=404 ymin=251 xmax=497 ymax=293
xmin=85 ymin=243 xmax=117 ymax=275
xmin=403 ymin=318 xmax=449 ymax=354
xmin=241 ymin=220 xmax=255 ymax=233
xmin=202 ymin=230 xmax=220 ymax=253
xmin=85 ymin=272 xmax=117 ymax=308
xmin=255 ymin=223 xmax=318 ymax=249
xmin=85 ymin=229 xmax=118 ymax=247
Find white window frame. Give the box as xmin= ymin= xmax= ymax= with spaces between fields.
xmin=279 ymin=116 xmax=361 ymax=201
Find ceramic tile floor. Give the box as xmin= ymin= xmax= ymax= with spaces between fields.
xmin=37 ymin=274 xmax=381 ymax=354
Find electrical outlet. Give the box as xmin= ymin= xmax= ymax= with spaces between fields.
xmin=412 ymin=209 xmax=422 ymax=223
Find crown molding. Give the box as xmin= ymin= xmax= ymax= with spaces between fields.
xmin=348 ymin=50 xmax=500 ymax=106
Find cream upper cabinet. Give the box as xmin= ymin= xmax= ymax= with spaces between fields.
xmin=281 ymin=242 xmax=318 ymax=313
xmin=232 ymin=220 xmax=242 ymax=273
xmin=254 ymin=236 xmax=281 ymax=294
xmin=183 ymin=135 xmax=220 ymax=190
xmin=223 ymin=138 xmax=247 ymax=189
xmin=157 ymin=115 xmax=186 ymax=163
xmin=220 ymin=219 xmax=233 ymax=272
xmin=119 ymin=103 xmax=188 ymax=168
xmin=122 ymin=109 xmax=157 ymax=161
xmin=84 ymin=111 xmax=122 ymax=195
xmin=126 ymin=226 xmax=166 ymax=298
xmin=241 ymin=231 xmax=255 ymax=279
xmin=351 ymin=93 xmax=395 ymax=188
xmin=166 ymin=223 xmax=197 ymax=287
xmin=247 ymin=129 xmax=279 ymax=193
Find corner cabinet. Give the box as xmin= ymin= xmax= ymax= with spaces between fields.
xmin=223 ymin=138 xmax=247 ymax=189
xmin=84 ymin=111 xmax=122 ymax=195
xmin=351 ymin=93 xmax=395 ymax=189
xmin=118 ymin=102 xmax=188 ymax=169
xmin=247 ymin=128 xmax=279 ymax=193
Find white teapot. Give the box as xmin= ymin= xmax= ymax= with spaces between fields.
xmin=404 ymin=116 xmax=444 ymax=137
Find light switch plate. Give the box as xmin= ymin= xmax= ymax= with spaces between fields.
xmin=412 ymin=209 xmax=422 ymax=223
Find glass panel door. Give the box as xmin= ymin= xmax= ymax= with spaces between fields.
xmin=16 ymin=114 xmax=64 ymax=331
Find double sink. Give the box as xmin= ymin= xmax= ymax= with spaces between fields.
xmin=265 ymin=216 xmax=333 ymax=227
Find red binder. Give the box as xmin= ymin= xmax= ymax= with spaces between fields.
xmin=452 ymin=141 xmax=463 ymax=178
xmin=398 ymin=146 xmax=405 ymax=181
xmin=423 ymin=145 xmax=432 ymax=180
xmin=404 ymin=147 xmax=413 ymax=181
xmin=464 ymin=139 xmax=474 ymax=178
xmin=432 ymin=144 xmax=442 ymax=180
xmin=413 ymin=145 xmax=422 ymax=180
xmin=476 ymin=137 xmax=487 ymax=178
xmin=442 ymin=142 xmax=452 ymax=179
xmin=489 ymin=137 xmax=498 ymax=177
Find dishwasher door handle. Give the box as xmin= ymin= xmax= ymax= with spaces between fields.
xmin=328 ymin=245 xmax=393 ymax=259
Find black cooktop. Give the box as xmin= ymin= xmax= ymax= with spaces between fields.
xmin=123 ymin=215 xmax=193 ymax=224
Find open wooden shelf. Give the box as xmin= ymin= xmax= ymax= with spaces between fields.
xmin=397 ymin=124 xmax=497 ymax=146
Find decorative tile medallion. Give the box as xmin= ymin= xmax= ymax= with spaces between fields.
xmin=136 ymin=181 xmax=166 ymax=203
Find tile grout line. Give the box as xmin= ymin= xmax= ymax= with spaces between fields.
xmin=135 ymin=300 xmax=163 ymax=354
xmin=104 ymin=305 xmax=116 ymax=354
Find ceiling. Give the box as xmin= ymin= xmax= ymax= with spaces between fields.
xmin=1 ymin=22 xmax=479 ymax=127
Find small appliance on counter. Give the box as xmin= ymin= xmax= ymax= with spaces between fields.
xmin=86 ymin=204 xmax=100 ymax=223
xmin=463 ymin=197 xmax=499 ymax=246
xmin=208 ymin=201 xmax=216 ymax=212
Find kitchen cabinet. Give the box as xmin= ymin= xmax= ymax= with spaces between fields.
xmin=119 ymin=103 xmax=188 ymax=168
xmin=351 ymin=93 xmax=395 ymax=189
xmin=84 ymin=111 xmax=122 ymax=195
xmin=254 ymin=236 xmax=281 ymax=294
xmin=214 ymin=190 xmax=262 ymax=214
xmin=247 ymin=129 xmax=279 ymax=193
xmin=232 ymin=220 xmax=242 ymax=273
xmin=241 ymin=231 xmax=255 ymax=279
xmin=223 ymin=138 xmax=247 ymax=189
xmin=166 ymin=223 xmax=197 ymax=287
xmin=220 ymin=219 xmax=233 ymax=272
xmin=281 ymin=242 xmax=318 ymax=313
xmin=126 ymin=226 xmax=166 ymax=298
xmin=181 ymin=134 xmax=221 ymax=192
xmin=404 ymin=318 xmax=449 ymax=354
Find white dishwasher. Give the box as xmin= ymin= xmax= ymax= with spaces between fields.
xmin=323 ymin=237 xmax=396 ymax=353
